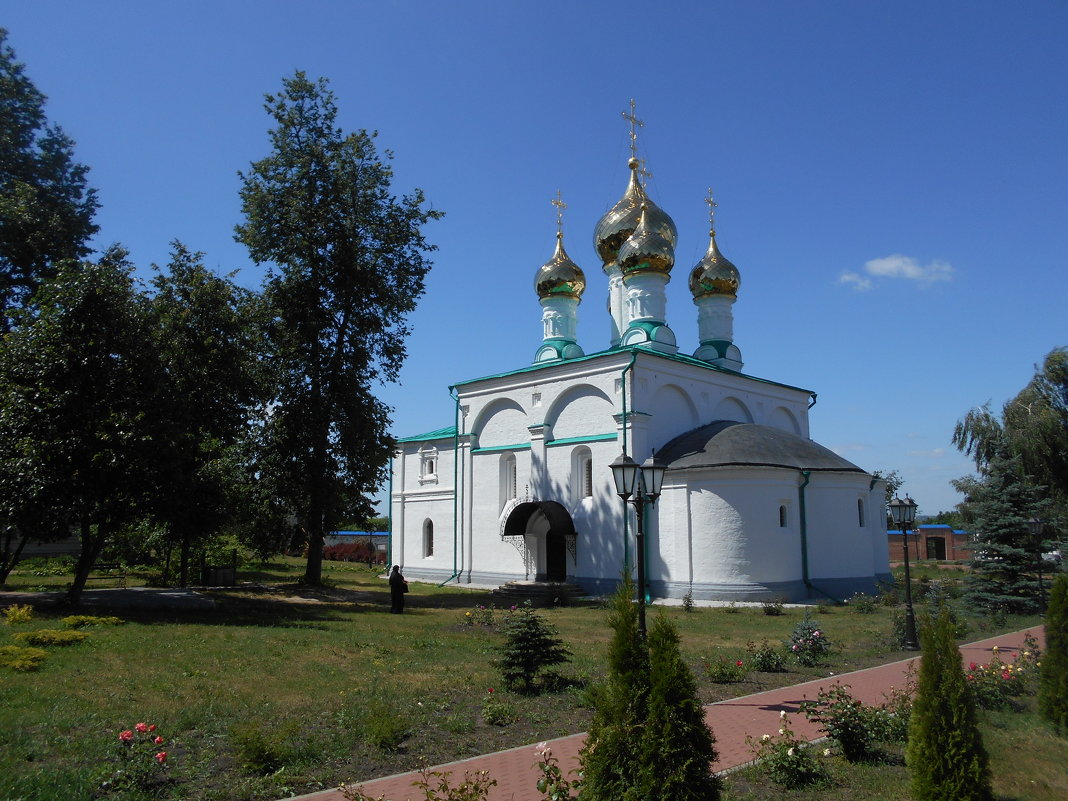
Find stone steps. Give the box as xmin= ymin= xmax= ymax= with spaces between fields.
xmin=491 ymin=580 xmax=587 ymax=607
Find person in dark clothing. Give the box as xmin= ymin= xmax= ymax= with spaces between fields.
xmin=389 ymin=565 xmax=408 ymax=613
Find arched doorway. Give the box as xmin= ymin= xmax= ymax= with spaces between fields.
xmin=502 ymin=500 xmax=575 ymax=582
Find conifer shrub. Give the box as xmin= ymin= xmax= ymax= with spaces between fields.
xmin=0 ymin=644 xmax=48 ymax=671
xmin=13 ymin=628 xmax=89 ymax=646
xmin=2 ymin=603 xmax=35 ymax=624
xmin=638 ymin=614 xmax=720 ymax=800
xmin=906 ymin=606 xmax=992 ymax=801
xmin=62 ymin=614 xmax=124 ymax=628
xmin=579 ymin=575 xmax=648 ymax=801
xmin=580 ymin=576 xmax=720 ymax=801
xmin=494 ymin=603 xmax=571 ymax=694
xmin=787 ymin=614 xmax=832 ymax=666
xmin=1039 ymin=573 xmax=1068 ymax=731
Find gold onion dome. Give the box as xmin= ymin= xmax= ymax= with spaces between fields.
xmin=688 ymin=230 xmax=740 ymax=299
xmin=535 ymin=232 xmax=586 ymax=300
xmin=593 ymin=157 xmax=677 ymax=265
xmin=617 ymin=201 xmax=675 ymax=276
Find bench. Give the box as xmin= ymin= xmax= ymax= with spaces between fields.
xmin=86 ymin=564 xmax=127 ymax=588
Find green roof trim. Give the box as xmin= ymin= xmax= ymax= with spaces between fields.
xmin=449 ymin=346 xmax=812 ymax=395
xmin=397 ymin=425 xmax=457 ymax=443
xmin=547 ymin=433 xmax=619 ymax=447
xmin=472 ymin=442 xmax=532 ymax=454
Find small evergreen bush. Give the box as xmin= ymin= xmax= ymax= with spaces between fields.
xmin=2 ymin=604 xmax=34 ymax=624
xmin=1039 ymin=573 xmax=1068 ymax=731
xmin=62 ymin=614 xmax=124 ymax=628
xmin=0 ymin=644 xmax=48 ymax=671
xmin=906 ymin=606 xmax=992 ymax=801
xmin=681 ymin=590 xmax=695 ymax=613
xmin=494 ymin=603 xmax=571 ymax=694
xmin=13 ymin=628 xmax=89 ymax=646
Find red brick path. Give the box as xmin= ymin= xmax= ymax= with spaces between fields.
xmin=291 ymin=627 xmax=1044 ymax=801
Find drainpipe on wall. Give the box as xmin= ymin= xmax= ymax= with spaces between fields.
xmin=438 ymin=387 xmax=462 ymax=586
xmin=386 ymin=464 xmax=393 ymax=568
xmin=619 ymin=350 xmax=638 ymax=572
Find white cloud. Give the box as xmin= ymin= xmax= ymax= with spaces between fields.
xmin=908 ymin=447 xmax=946 ymax=458
xmin=839 ymin=254 xmax=954 ymax=291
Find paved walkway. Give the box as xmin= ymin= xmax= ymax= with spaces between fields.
xmin=291 ymin=626 xmax=1043 ymax=801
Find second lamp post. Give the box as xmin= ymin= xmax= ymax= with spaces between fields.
xmin=610 ymin=452 xmax=667 ymax=638
xmin=888 ymin=495 xmax=920 ymax=651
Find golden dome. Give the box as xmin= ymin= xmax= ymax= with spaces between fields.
xmin=689 ymin=230 xmax=740 ymax=299
xmin=593 ymin=158 xmax=677 ymax=265
xmin=535 ymin=232 xmax=586 ymax=300
xmin=617 ymin=202 xmax=675 ymax=276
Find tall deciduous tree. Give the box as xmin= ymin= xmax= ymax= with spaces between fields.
xmin=147 ymin=242 xmax=267 ymax=585
xmin=236 ymin=72 xmax=441 ymax=584
xmin=0 ymin=249 xmax=163 ymax=603
xmin=0 ymin=28 xmax=98 ymax=329
xmin=954 ymin=347 xmax=1068 ymax=518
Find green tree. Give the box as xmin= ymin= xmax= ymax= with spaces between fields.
xmin=147 ymin=242 xmax=267 ymax=585
xmin=0 ymin=28 xmax=98 ymax=329
xmin=906 ymin=606 xmax=992 ymax=801
xmin=235 ymin=72 xmax=441 ymax=585
xmin=637 ymin=614 xmax=720 ymax=801
xmin=0 ymin=249 xmax=163 ymax=603
xmin=954 ymin=347 xmax=1068 ymax=518
xmin=494 ymin=605 xmax=571 ymax=694
xmin=956 ymin=454 xmax=1051 ymax=614
xmin=1039 ymin=573 xmax=1068 ymax=732
xmin=580 ymin=574 xmax=649 ymax=801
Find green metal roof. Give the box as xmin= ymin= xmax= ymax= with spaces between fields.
xmin=449 ymin=345 xmax=813 ymax=395
xmin=396 ymin=425 xmax=457 ymax=444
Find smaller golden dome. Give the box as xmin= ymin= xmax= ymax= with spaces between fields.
xmin=618 ymin=203 xmax=675 ymax=276
xmin=535 ymin=232 xmax=586 ymax=300
xmin=593 ymin=160 xmax=677 ymax=265
xmin=689 ymin=230 xmax=740 ymax=299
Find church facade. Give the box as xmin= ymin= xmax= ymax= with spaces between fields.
xmin=390 ymin=139 xmax=890 ymax=602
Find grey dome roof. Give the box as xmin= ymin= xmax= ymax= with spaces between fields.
xmin=657 ymin=421 xmax=866 ymax=473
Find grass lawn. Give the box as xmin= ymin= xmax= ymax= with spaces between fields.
xmin=0 ymin=557 xmax=1062 ymax=801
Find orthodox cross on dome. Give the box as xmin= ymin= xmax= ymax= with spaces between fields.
xmin=551 ymin=190 xmax=567 ymax=236
xmin=621 ymin=98 xmax=644 ymax=161
xmin=705 ymin=187 xmax=718 ymax=235
xmin=638 ymin=158 xmax=653 ymax=189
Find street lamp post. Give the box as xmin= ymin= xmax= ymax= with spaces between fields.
xmin=889 ymin=495 xmax=920 ymax=651
xmin=610 ymin=452 xmax=666 ymax=638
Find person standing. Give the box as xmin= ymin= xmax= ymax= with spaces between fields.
xmin=389 ymin=565 xmax=408 ymax=613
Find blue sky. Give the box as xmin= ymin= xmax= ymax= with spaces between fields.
xmin=5 ymin=1 xmax=1066 ymax=516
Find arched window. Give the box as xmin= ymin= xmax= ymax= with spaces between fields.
xmin=500 ymin=453 xmax=517 ymax=511
xmin=423 ymin=519 xmax=434 ymax=558
xmin=857 ymin=499 xmax=866 ymax=527
xmin=779 ymin=505 xmax=788 ymax=528
xmin=419 ymin=445 xmax=438 ymax=485
xmin=571 ymin=446 xmax=594 ymax=502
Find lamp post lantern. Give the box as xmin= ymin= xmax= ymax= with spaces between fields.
xmin=889 ymin=495 xmax=920 ymax=650
xmin=610 ymin=451 xmax=666 ymax=638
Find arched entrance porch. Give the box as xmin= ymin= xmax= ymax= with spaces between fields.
xmin=502 ymin=500 xmax=575 ymax=582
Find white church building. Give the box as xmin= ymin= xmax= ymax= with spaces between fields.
xmin=390 ymin=139 xmax=890 ymax=602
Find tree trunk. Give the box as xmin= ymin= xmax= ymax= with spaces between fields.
xmin=179 ymin=529 xmax=191 ymax=587
xmin=0 ymin=531 xmax=31 ymax=584
xmin=68 ymin=519 xmax=107 ymax=606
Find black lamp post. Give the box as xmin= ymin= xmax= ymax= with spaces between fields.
xmin=1029 ymin=516 xmax=1046 ymax=613
xmin=610 ymin=451 xmax=666 ymax=638
xmin=889 ymin=495 xmax=920 ymax=651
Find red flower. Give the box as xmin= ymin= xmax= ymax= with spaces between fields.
xmin=135 ymin=722 xmax=149 ymax=733
xmin=966 ymin=674 xmax=974 ymax=680
xmin=154 ymin=751 xmax=167 ymax=764
xmin=154 ymin=736 xmax=164 ymax=745
xmin=148 ymin=724 xmax=157 ymax=732
xmin=487 ymin=688 xmax=494 ymax=694
xmin=736 ymin=660 xmax=744 ymax=666
xmin=119 ymin=730 xmax=134 ymax=742
xmin=969 ymin=662 xmax=977 ymax=671
xmin=1002 ymin=671 xmax=1011 ymax=680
